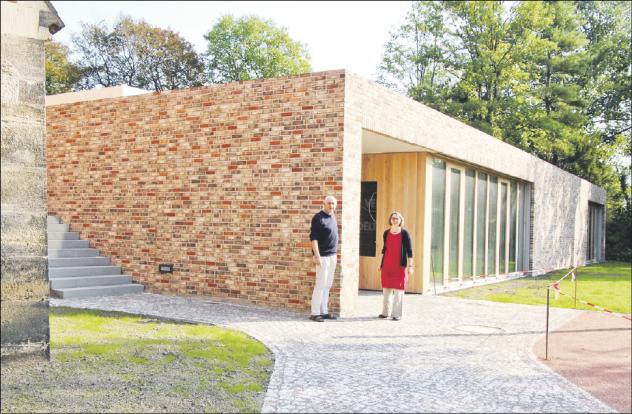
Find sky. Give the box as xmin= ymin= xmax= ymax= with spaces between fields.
xmin=50 ymin=1 xmax=411 ymax=81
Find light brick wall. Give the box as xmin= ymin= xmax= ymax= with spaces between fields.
xmin=47 ymin=68 xmax=607 ymax=315
xmin=345 ymin=72 xmax=606 ymax=273
xmin=47 ymin=71 xmax=346 ymax=313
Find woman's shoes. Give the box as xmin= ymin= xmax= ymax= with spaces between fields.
xmin=392 ymin=317 xmax=400 ymax=321
xmin=378 ymin=314 xmax=388 ymax=319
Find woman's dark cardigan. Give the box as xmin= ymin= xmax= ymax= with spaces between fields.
xmin=380 ymin=228 xmax=413 ymax=268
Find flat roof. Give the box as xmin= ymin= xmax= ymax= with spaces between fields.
xmin=45 ymin=84 xmax=150 ymax=106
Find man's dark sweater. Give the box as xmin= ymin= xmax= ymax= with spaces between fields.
xmin=310 ymin=210 xmax=339 ymax=257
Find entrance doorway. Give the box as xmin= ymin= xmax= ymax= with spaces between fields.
xmin=358 ymin=130 xmax=430 ymax=293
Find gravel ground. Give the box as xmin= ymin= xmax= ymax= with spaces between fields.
xmin=534 ymin=311 xmax=632 ymax=413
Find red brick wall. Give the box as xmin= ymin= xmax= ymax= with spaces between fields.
xmin=46 ymin=70 xmax=346 ymax=312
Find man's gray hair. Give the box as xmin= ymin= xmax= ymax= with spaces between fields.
xmin=324 ymin=195 xmax=337 ymax=203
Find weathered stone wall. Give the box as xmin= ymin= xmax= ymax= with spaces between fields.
xmin=47 ymin=71 xmax=346 ymax=313
xmin=345 ymin=72 xmax=606 ymax=276
xmin=1 ymin=1 xmax=53 ymax=358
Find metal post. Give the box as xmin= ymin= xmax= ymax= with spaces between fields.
xmin=545 ymin=285 xmax=550 ymax=360
xmin=430 ymin=253 xmax=437 ymax=295
xmin=574 ymin=270 xmax=577 ymax=310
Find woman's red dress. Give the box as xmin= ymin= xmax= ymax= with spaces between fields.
xmin=381 ymin=231 xmax=406 ymax=290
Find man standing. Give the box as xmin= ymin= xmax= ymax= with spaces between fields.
xmin=309 ymin=195 xmax=339 ymax=322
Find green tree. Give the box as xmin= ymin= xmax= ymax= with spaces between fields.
xmin=509 ymin=2 xmax=594 ymax=169
xmin=204 ymin=15 xmax=311 ymax=83
xmin=377 ymin=1 xmax=450 ymax=111
xmin=45 ymin=40 xmax=81 ymax=95
xmin=72 ymin=16 xmax=205 ymax=91
xmin=377 ymin=1 xmax=631 ymax=259
xmin=577 ymin=1 xmax=631 ymax=145
xmin=576 ymin=1 xmax=632 ymax=261
xmin=442 ymin=1 xmax=533 ymax=137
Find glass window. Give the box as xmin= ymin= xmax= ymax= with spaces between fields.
xmin=509 ymin=182 xmax=517 ymax=272
xmin=588 ymin=203 xmax=604 ymax=261
xmin=487 ymin=176 xmax=498 ymax=275
xmin=476 ymin=172 xmax=487 ymax=277
xmin=517 ymin=183 xmax=526 ymax=271
xmin=431 ymin=159 xmax=446 ymax=287
xmin=428 ymin=160 xmax=531 ymax=284
xmin=587 ymin=207 xmax=594 ymax=260
xmin=499 ymin=182 xmax=508 ymax=274
xmin=596 ymin=206 xmax=603 ymax=261
xmin=463 ymin=169 xmax=475 ymax=280
xmin=449 ymin=168 xmax=461 ymax=280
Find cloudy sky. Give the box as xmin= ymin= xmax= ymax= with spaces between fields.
xmin=51 ymin=1 xmax=411 ymax=80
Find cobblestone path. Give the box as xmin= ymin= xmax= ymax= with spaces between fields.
xmin=51 ymin=292 xmax=614 ymax=413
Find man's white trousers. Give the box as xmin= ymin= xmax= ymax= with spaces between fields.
xmin=311 ymin=255 xmax=337 ymax=316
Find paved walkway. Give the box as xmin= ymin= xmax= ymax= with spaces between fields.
xmin=50 ymin=292 xmax=615 ymax=413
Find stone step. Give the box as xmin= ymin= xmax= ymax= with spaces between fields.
xmin=49 ymin=265 xmax=121 ymax=278
xmin=45 ymin=215 xmax=145 ymax=298
xmin=48 ymin=240 xmax=90 ymax=249
xmin=51 ymin=283 xmax=144 ymax=299
xmin=48 ymin=248 xmax=99 ymax=258
xmin=47 ymin=223 xmax=69 ymax=232
xmin=48 ymin=231 xmax=80 ymax=240
xmin=48 ymin=257 xmax=110 ymax=268
xmin=50 ymin=275 xmax=133 ymax=289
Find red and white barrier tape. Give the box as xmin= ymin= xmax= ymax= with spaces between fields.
xmin=549 ymin=284 xmax=632 ymax=321
xmin=549 ymin=268 xmax=577 ymax=286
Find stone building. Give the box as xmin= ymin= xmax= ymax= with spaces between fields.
xmin=45 ymin=70 xmax=606 ymax=316
xmin=1 ymin=1 xmax=64 ymax=358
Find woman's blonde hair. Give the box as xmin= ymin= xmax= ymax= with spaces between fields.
xmin=388 ymin=211 xmax=404 ymax=227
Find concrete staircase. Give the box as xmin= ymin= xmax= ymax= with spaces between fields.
xmin=48 ymin=216 xmax=144 ymax=299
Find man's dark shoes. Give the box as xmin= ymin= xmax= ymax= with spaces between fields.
xmin=309 ymin=315 xmax=324 ymax=322
xmin=378 ymin=314 xmax=388 ymax=319
xmin=321 ymin=313 xmax=337 ymax=320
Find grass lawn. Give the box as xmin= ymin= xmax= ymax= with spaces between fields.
xmin=444 ymin=262 xmax=631 ymax=314
xmin=1 ymin=307 xmax=273 ymax=413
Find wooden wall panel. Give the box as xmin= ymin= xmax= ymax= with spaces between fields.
xmin=360 ymin=152 xmax=426 ymax=293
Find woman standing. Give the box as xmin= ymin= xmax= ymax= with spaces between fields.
xmin=378 ymin=211 xmax=413 ymax=321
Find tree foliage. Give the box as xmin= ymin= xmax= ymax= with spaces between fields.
xmin=204 ymin=15 xmax=311 ymax=83
xmin=378 ymin=1 xmax=631 ymax=259
xmin=45 ymin=40 xmax=82 ymax=95
xmin=71 ymin=16 xmax=205 ymax=91
xmin=377 ymin=1 xmax=450 ymax=110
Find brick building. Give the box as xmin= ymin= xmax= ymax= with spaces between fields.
xmin=45 ymin=70 xmax=606 ymax=316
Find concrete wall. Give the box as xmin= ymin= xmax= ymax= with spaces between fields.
xmin=345 ymin=72 xmax=606 ymax=276
xmin=47 ymin=71 xmax=346 ymax=314
xmin=1 ymin=0 xmax=62 ymax=358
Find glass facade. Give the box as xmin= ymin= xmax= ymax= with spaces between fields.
xmin=463 ymin=169 xmax=475 ymax=280
xmin=487 ymin=177 xmax=498 ymax=275
xmin=587 ymin=203 xmax=604 ymax=261
xmin=509 ymin=182 xmax=517 ymax=272
xmin=499 ymin=182 xmax=508 ymax=274
xmin=431 ymin=159 xmax=446 ymax=287
xmin=430 ymin=158 xmax=530 ymax=288
xmin=517 ymin=183 xmax=526 ymax=271
xmin=449 ymin=168 xmax=461 ymax=280
xmin=475 ymin=172 xmax=487 ymax=277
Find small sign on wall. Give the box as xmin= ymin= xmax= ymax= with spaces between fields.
xmin=159 ymin=263 xmax=174 ymax=274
